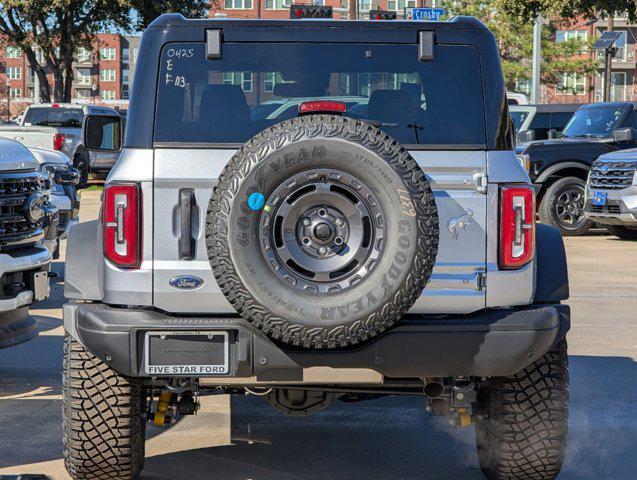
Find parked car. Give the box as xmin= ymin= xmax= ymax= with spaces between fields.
xmin=62 ymin=14 xmax=570 ymax=480
xmin=584 ymin=148 xmax=637 ymax=239
xmin=516 ymin=101 xmax=637 ymax=235
xmin=506 ymin=91 xmax=529 ymax=105
xmin=0 ymin=103 xmax=121 ymax=186
xmin=28 ymin=147 xmax=80 ymax=256
xmin=0 ymin=138 xmax=58 ymax=348
xmin=511 ymin=103 xmax=579 ymax=142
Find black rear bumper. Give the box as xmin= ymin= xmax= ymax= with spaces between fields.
xmin=64 ymin=302 xmax=570 ymax=380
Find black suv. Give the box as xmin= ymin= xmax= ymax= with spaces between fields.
xmin=516 ymin=101 xmax=637 ymax=235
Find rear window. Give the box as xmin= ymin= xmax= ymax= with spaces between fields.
xmin=24 ymin=107 xmax=83 ymax=127
xmin=154 ymin=42 xmax=486 ymax=147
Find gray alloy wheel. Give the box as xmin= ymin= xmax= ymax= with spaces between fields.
xmin=539 ymin=176 xmax=592 ymax=236
xmin=260 ymin=168 xmax=385 ymax=294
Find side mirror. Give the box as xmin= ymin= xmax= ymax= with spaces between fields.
xmin=548 ymin=128 xmax=558 ymax=139
xmin=613 ymin=127 xmax=634 ymax=143
xmin=54 ymin=167 xmax=80 ymax=186
xmin=83 ymin=114 xmax=123 ymax=152
xmin=516 ymin=129 xmax=535 ymax=143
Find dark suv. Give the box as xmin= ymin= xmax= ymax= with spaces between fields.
xmin=62 ymin=13 xmax=570 ymax=480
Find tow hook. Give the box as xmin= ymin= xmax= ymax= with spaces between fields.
xmin=151 ymin=387 xmax=201 ymax=426
xmin=448 ymin=379 xmax=476 ymax=428
xmin=424 ymin=377 xmax=476 ymax=428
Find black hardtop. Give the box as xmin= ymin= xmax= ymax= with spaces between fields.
xmin=534 ymin=104 xmax=580 ymax=113
xmin=148 ymin=13 xmax=490 ymax=33
xmin=126 ymin=14 xmax=510 ymax=150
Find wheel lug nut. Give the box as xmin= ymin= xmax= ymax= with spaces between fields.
xmin=335 ymin=218 xmax=344 ymax=227
xmin=301 ymin=217 xmax=311 ymax=226
xmin=318 ymin=246 xmax=327 ymax=255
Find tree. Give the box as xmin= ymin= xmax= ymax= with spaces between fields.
xmin=0 ymin=1 xmax=209 ymax=103
xmin=496 ymin=0 xmax=637 ymax=24
xmin=444 ymin=1 xmax=598 ymax=95
xmin=131 ymin=1 xmax=209 ymax=31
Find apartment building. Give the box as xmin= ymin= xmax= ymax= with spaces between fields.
xmin=209 ymin=0 xmax=439 ymax=20
xmin=0 ymin=33 xmax=141 ymax=117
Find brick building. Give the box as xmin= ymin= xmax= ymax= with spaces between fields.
xmin=209 ymin=0 xmax=440 ymax=20
xmin=0 ymin=33 xmax=141 ymax=118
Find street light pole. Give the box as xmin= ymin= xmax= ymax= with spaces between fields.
xmin=531 ymin=15 xmax=542 ymax=104
xmin=603 ymin=16 xmax=615 ymax=102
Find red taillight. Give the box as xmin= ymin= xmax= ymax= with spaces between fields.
xmin=53 ymin=133 xmax=65 ymax=151
xmin=298 ymin=101 xmax=347 ymax=115
xmin=103 ymin=184 xmax=141 ymax=269
xmin=499 ymin=185 xmax=535 ymax=269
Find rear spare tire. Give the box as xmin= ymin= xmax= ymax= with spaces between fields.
xmin=207 ymin=115 xmax=438 ymax=349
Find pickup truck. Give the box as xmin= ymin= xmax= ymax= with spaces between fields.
xmin=516 ymin=101 xmax=637 ymax=235
xmin=0 ymin=103 xmax=121 ymax=186
xmin=62 ymin=13 xmax=570 ymax=480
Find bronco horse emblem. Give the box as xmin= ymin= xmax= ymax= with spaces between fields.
xmin=447 ymin=208 xmax=475 ymax=240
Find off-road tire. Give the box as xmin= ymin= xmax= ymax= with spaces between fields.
xmin=62 ymin=336 xmax=145 ymax=479
xmin=207 ymin=114 xmax=438 ymax=349
xmin=607 ymin=224 xmax=637 ymax=240
xmin=474 ymin=340 xmax=569 ymax=480
xmin=538 ymin=176 xmax=591 ymax=236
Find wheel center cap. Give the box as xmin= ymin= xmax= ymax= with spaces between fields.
xmin=314 ymin=222 xmax=332 ymax=242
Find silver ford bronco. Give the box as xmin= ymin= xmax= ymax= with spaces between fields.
xmin=62 ymin=12 xmax=571 ymax=480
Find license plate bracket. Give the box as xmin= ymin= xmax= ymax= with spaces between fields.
xmin=592 ymin=191 xmax=607 ymax=206
xmin=144 ymin=331 xmax=229 ymax=375
xmin=31 ymin=271 xmax=48 ymax=302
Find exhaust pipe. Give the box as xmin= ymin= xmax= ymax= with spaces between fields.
xmin=423 ymin=380 xmax=445 ymax=398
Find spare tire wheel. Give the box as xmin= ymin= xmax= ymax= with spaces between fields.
xmin=206 ymin=115 xmax=439 ymax=349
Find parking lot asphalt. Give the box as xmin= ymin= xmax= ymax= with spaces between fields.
xmin=0 ymin=192 xmax=635 ymax=480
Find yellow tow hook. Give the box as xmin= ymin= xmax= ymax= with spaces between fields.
xmin=457 ymin=408 xmax=472 ymax=428
xmin=153 ymin=391 xmax=174 ymax=427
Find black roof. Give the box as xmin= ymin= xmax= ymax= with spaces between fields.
xmin=533 ymin=104 xmax=581 ymax=113
xmin=579 ymin=102 xmax=637 ymax=110
xmin=149 ymin=13 xmax=489 ymax=31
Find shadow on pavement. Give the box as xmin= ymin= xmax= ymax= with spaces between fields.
xmin=139 ymin=355 xmax=637 ymax=480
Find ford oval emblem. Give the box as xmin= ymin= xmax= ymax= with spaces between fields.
xmin=169 ymin=275 xmax=204 ymax=290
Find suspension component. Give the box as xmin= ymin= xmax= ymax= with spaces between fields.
xmin=153 ymin=391 xmax=176 ymax=426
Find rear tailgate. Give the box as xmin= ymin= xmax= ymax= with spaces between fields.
xmin=150 ymin=38 xmax=489 ymax=314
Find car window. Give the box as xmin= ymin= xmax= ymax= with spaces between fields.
xmin=510 ymin=111 xmax=530 ymax=131
xmin=562 ymin=107 xmax=627 ymax=138
xmin=23 ymin=108 xmax=83 ymax=127
xmin=154 ymin=42 xmax=486 ymax=147
xmin=624 ymin=110 xmax=637 ymax=128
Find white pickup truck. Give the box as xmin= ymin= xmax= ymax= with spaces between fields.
xmin=0 ymin=103 xmax=121 ymax=185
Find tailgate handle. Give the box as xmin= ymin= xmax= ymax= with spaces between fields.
xmin=179 ymin=189 xmax=196 ymax=260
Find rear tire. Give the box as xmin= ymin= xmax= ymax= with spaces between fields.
xmin=538 ymin=176 xmax=591 ymax=236
xmin=475 ymin=340 xmax=569 ymax=480
xmin=607 ymin=225 xmax=637 ymax=240
xmin=62 ymin=336 xmax=145 ymax=480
